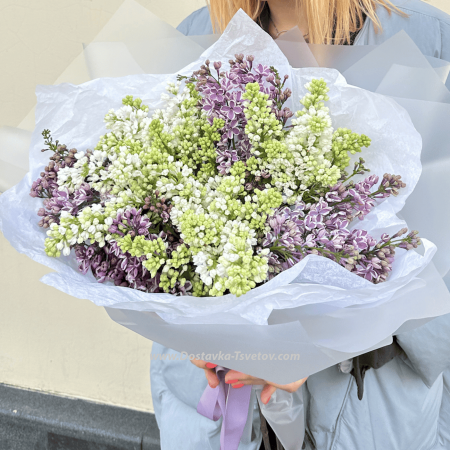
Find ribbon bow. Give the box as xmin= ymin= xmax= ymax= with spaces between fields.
xmin=197 ymin=366 xmax=253 ymax=450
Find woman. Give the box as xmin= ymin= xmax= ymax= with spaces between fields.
xmin=151 ymin=1 xmax=450 ymax=448
xmin=178 ymin=0 xmax=450 ymax=59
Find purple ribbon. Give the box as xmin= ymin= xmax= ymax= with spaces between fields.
xmin=197 ymin=366 xmax=253 ymax=450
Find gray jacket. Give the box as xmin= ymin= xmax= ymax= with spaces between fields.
xmin=151 ymin=2 xmax=450 ymax=449
xmin=303 ymin=314 xmax=450 ymax=449
xmin=151 ymin=313 xmax=450 ymax=450
xmin=176 ymin=0 xmax=450 ymax=61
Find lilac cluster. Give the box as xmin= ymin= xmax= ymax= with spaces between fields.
xmin=326 ymin=172 xmax=407 ymax=222
xmin=244 ymin=169 xmax=271 ymax=192
xmin=109 ymin=208 xmax=152 ymax=238
xmin=263 ymin=173 xmax=420 ymax=284
xmin=30 ymin=130 xmax=79 ymax=198
xmin=74 ymin=240 xmax=192 ymax=295
xmin=30 ymin=130 xmax=99 ymax=228
xmin=36 ymin=183 xmax=98 ymax=228
xmin=30 ymin=160 xmax=60 ymax=198
xmin=189 ymin=54 xmax=293 ymax=174
xmin=142 ymin=190 xmax=172 ymax=224
xmin=107 ymin=207 xmax=180 ymax=250
xmin=31 ymin=130 xmax=192 ymax=294
xmin=71 ymin=207 xmax=190 ymax=294
xmin=399 ymin=230 xmax=421 ymax=250
xmin=74 ymin=242 xmax=158 ymax=291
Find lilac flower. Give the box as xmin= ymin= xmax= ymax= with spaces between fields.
xmin=262 ymin=173 xmax=419 ymax=285
xmin=217 ymin=147 xmax=239 ymax=174
xmin=30 ymin=137 xmax=79 ymax=199
xmin=220 ymin=100 xmax=243 ymax=120
xmin=253 ymin=63 xmax=271 ymax=80
xmin=142 ymin=191 xmax=173 ymax=224
xmin=355 ymin=259 xmax=380 ymax=282
xmin=30 ymin=161 xmax=60 ymax=198
xmin=109 ymin=208 xmax=152 ymax=238
xmin=189 ymin=54 xmax=293 ymax=175
xmin=225 ymin=119 xmax=240 ymax=139
xmin=74 ymin=238 xmax=193 ymax=295
xmin=36 ymin=183 xmax=98 ymax=228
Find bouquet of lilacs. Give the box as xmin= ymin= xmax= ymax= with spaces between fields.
xmin=30 ymin=54 xmax=421 ymax=299
xmin=3 ymin=8 xmax=448 ymax=448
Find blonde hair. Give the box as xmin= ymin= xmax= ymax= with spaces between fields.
xmin=208 ymin=0 xmax=407 ymax=44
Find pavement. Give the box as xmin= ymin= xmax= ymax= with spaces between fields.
xmin=0 ymin=383 xmax=160 ymax=450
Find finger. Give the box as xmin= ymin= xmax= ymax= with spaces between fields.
xmin=261 ymin=384 xmax=277 ymax=404
xmin=292 ymin=377 xmax=308 ymax=391
xmin=224 ymin=369 xmax=245 ymax=383
xmin=204 ymin=368 xmax=220 ymax=389
xmin=190 ymin=359 xmax=217 ymax=370
xmin=189 ymin=359 xmax=219 ymax=389
xmin=227 ymin=378 xmax=267 ymax=389
xmin=190 ymin=359 xmax=206 ymax=369
xmin=269 ymin=377 xmax=308 ymax=393
xmin=225 ymin=370 xmax=265 ymax=385
xmin=285 ymin=377 xmax=308 ymax=392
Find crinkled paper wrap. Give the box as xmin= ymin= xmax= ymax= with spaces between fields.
xmin=1 ymin=5 xmax=449 ymax=344
xmin=0 ymin=10 xmax=439 ymax=326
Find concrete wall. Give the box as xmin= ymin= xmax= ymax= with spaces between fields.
xmin=0 ymin=0 xmax=207 ymax=129
xmin=0 ymin=0 xmax=449 ymax=414
xmin=424 ymin=0 xmax=450 ymax=15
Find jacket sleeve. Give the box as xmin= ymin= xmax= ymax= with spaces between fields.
xmin=396 ymin=312 xmax=450 ymax=388
xmin=176 ymin=7 xmax=214 ymax=36
xmin=440 ymin=20 xmax=450 ymax=87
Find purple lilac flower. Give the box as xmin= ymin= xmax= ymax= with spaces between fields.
xmin=189 ymin=55 xmax=293 ymax=174
xmin=262 ymin=173 xmax=420 ymax=284
xmin=74 ymin=239 xmax=193 ymax=295
xmin=30 ymin=133 xmax=99 ymax=228
xmin=220 ymin=100 xmax=243 ymax=120
xmin=30 ymin=161 xmax=61 ymax=198
xmin=30 ymin=139 xmax=79 ymax=199
xmin=142 ymin=191 xmax=173 ymax=223
xmin=108 ymin=208 xmax=152 ymax=238
xmin=37 ymin=183 xmax=98 ymax=228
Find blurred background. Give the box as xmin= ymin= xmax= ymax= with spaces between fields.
xmin=0 ymin=0 xmax=449 ymax=428
xmin=0 ymin=0 xmax=206 ymax=417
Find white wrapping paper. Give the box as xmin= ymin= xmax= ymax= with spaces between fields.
xmin=1 ymin=6 xmax=448 ymax=341
xmin=0 ymin=10 xmax=439 ymax=327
